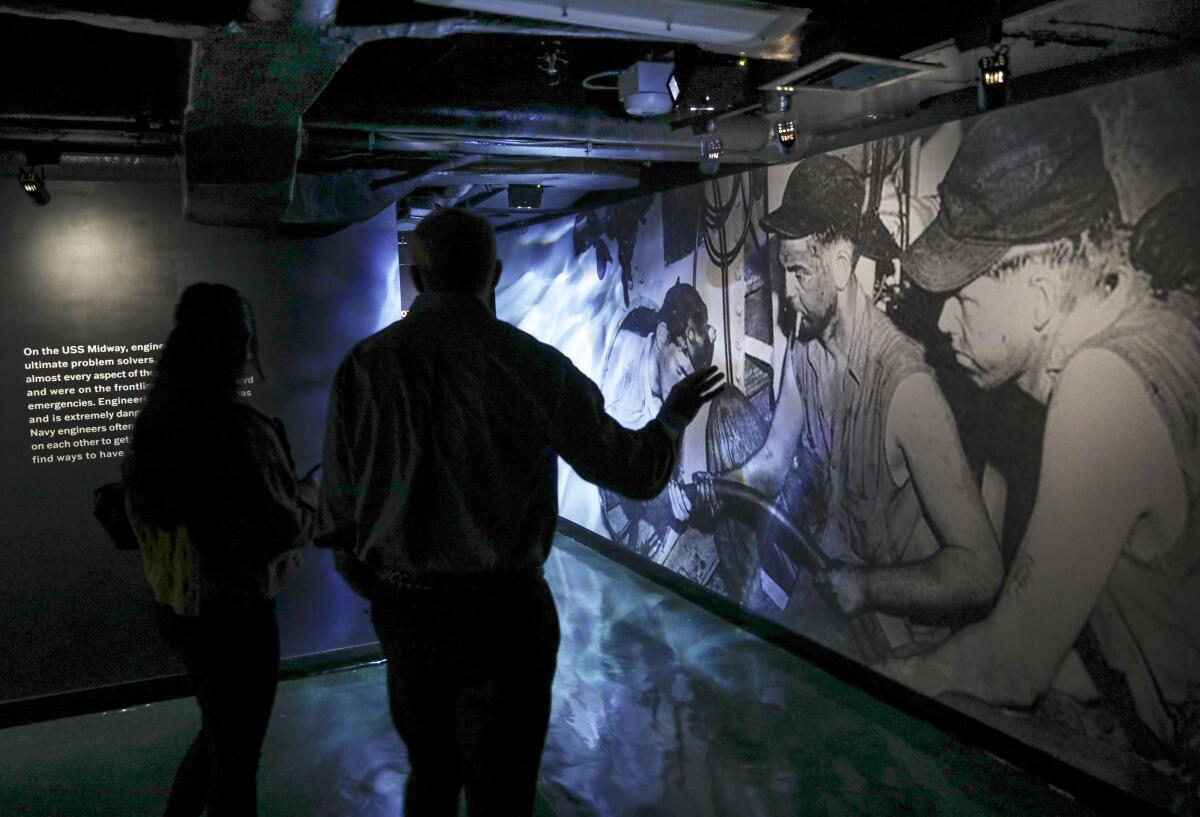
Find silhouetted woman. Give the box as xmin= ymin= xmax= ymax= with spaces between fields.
xmin=124 ymin=283 xmax=314 ymax=817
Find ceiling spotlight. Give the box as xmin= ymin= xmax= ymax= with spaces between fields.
xmin=699 ymin=134 xmax=722 ymax=175
xmin=978 ymin=45 xmax=1010 ymax=110
xmin=19 ymin=167 xmax=50 ymax=206
xmin=774 ymin=119 xmax=797 ymax=154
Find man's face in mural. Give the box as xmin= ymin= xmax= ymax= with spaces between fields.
xmin=937 ymin=249 xmax=1043 ymax=390
xmin=779 ymin=235 xmax=837 ymax=343
xmin=656 ymin=314 xmax=716 ymax=395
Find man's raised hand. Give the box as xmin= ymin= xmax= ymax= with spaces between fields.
xmin=661 ymin=365 xmax=725 ymax=423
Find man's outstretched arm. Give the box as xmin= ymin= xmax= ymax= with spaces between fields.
xmin=551 ymin=356 xmax=724 ymax=500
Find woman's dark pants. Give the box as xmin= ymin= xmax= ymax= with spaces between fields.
xmin=154 ymin=600 xmax=280 ymax=817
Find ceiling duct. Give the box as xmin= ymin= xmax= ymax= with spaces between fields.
xmin=182 ymin=18 xmax=361 ymax=226
xmin=412 ymin=158 xmax=641 ymax=190
xmin=247 ymin=0 xmax=339 ymax=25
xmin=393 ymin=158 xmax=642 ymax=227
xmin=307 ymin=107 xmax=774 ymax=163
xmin=416 ymin=0 xmax=808 ymax=58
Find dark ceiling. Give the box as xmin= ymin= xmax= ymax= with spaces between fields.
xmin=1 ymin=0 xmax=1197 ymax=230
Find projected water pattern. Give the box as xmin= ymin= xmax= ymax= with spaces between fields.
xmin=0 ymin=533 xmax=1095 ymax=817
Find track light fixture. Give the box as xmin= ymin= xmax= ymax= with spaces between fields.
xmin=775 ymin=119 xmax=797 ymax=154
xmin=19 ymin=167 xmax=50 ymax=206
xmin=978 ymin=45 xmax=1010 ymax=110
xmin=699 ymin=133 xmax=722 ymax=175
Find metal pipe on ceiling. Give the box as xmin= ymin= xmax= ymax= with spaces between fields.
xmin=0 ymin=153 xmax=179 ymax=181
xmin=345 ymin=16 xmax=692 ymax=44
xmin=0 ymin=126 xmax=178 ymax=151
xmin=307 ymin=109 xmax=775 ymax=163
xmin=0 ymin=4 xmax=208 ymax=38
xmin=0 ymin=5 xmax=674 ymax=46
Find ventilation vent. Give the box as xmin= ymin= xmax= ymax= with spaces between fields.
xmin=762 ymin=52 xmax=940 ymax=92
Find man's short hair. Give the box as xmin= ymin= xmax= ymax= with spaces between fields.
xmin=413 ymin=208 xmax=497 ymax=292
xmin=984 ymin=213 xmax=1126 ymax=311
xmin=658 ymin=281 xmax=708 ymax=342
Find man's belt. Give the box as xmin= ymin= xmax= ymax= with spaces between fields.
xmin=374 ymin=565 xmax=545 ymax=592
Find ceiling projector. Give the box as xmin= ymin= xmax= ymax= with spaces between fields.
xmin=619 ymin=61 xmax=676 ymax=117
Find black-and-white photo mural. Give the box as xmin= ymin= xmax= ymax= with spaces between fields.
xmin=495 ymin=62 xmax=1200 ymax=813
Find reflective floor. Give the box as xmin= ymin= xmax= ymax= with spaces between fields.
xmin=0 ymin=532 xmax=1097 ymax=816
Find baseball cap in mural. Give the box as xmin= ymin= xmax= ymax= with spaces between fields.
xmin=903 ymin=97 xmax=1119 ymax=293
xmin=760 ymin=154 xmax=900 ymax=262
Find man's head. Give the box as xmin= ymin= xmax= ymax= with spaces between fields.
xmin=654 ymin=281 xmax=715 ymax=395
xmin=936 ymin=222 xmax=1124 ymax=389
xmin=777 ymin=230 xmax=856 ymax=342
xmin=412 ymin=208 xmax=501 ymax=299
xmin=762 ymin=155 xmax=900 ymax=342
xmin=1130 ymin=184 xmax=1200 ymax=300
xmin=904 ymin=98 xmax=1123 ymax=389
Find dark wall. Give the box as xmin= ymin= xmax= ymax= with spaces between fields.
xmin=0 ymin=182 xmax=397 ymax=701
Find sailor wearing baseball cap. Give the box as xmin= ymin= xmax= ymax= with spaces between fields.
xmin=759 ymin=154 xmax=901 ymax=344
xmin=902 ymin=98 xmax=1133 ymax=393
xmin=761 ymin=153 xmax=900 ymax=262
xmin=693 ymin=153 xmax=1002 ymax=648
xmin=904 ymin=96 xmax=1119 ymax=295
xmin=882 ymin=97 xmax=1200 ymax=774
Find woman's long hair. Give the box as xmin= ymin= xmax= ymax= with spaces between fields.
xmin=124 ymin=283 xmax=253 ymax=529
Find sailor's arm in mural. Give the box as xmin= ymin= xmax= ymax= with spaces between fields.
xmin=714 ymin=334 xmax=805 ymax=500
xmin=882 ymin=321 xmax=1196 ymax=733
xmin=823 ymin=369 xmax=1001 ymax=621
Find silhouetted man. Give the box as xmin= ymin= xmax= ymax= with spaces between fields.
xmin=315 ymin=207 xmax=723 ymax=817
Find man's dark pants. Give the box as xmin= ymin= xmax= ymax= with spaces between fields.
xmin=153 ymin=599 xmax=280 ymax=817
xmin=370 ymin=573 xmax=560 ymax=817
